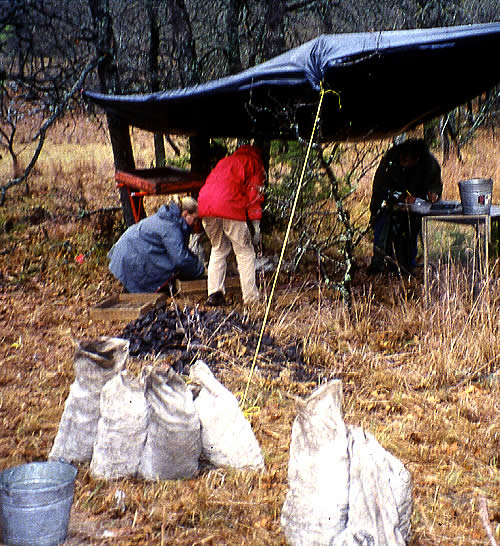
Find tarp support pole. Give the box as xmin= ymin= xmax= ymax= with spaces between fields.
xmin=189 ymin=136 xmax=210 ymax=192
xmin=106 ymin=114 xmax=145 ymax=226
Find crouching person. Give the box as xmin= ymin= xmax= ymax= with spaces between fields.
xmin=108 ymin=197 xmax=205 ymax=293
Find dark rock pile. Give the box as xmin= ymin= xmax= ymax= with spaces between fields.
xmin=120 ymin=302 xmax=314 ymax=381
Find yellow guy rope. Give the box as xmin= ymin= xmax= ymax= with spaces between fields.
xmin=241 ymin=82 xmax=337 ymax=412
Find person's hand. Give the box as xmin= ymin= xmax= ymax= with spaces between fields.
xmin=403 ymin=195 xmax=416 ymax=204
xmin=427 ymin=192 xmax=439 ymax=203
xmin=252 ymin=220 xmax=261 ymax=246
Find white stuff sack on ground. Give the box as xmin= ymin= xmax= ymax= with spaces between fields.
xmin=138 ymin=367 xmax=201 ymax=480
xmin=280 ymin=380 xmax=349 ymax=544
xmin=281 ymin=379 xmax=413 ymax=546
xmin=332 ymin=426 xmax=413 ymax=545
xmin=49 ymin=337 xmax=129 ymax=463
xmin=189 ymin=360 xmax=265 ymax=470
xmin=90 ymin=370 xmax=148 ymax=479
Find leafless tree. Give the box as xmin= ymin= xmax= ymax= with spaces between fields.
xmin=0 ymin=0 xmax=101 ymax=205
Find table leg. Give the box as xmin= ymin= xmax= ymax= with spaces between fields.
xmin=423 ymin=217 xmax=429 ymax=299
xmin=486 ymin=216 xmax=490 ymax=275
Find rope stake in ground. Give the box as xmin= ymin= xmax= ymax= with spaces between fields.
xmin=241 ymin=83 xmax=335 ymax=410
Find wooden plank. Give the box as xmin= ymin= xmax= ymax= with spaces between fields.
xmin=89 ymin=293 xmax=166 ymax=322
xmin=117 ymin=293 xmax=166 ymax=303
xmin=176 ymin=276 xmax=240 ymax=294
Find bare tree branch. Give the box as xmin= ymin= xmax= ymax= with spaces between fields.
xmin=0 ymin=56 xmax=102 ymax=206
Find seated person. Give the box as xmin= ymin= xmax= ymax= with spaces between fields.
xmin=108 ymin=197 xmax=205 ymax=293
xmin=369 ymin=139 xmax=442 ymax=274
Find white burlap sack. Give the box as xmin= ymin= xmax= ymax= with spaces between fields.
xmin=281 ymin=380 xmax=349 ymax=545
xmin=281 ymin=379 xmax=413 ymax=546
xmin=90 ymin=370 xmax=148 ymax=479
xmin=189 ymin=360 xmax=265 ymax=470
xmin=331 ymin=427 xmax=413 ymax=545
xmin=138 ymin=367 xmax=201 ymax=480
xmin=49 ymin=337 xmax=129 ymax=463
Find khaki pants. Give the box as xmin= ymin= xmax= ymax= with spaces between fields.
xmin=202 ymin=217 xmax=259 ymax=304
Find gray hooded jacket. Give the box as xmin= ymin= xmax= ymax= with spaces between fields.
xmin=108 ymin=203 xmax=204 ymax=293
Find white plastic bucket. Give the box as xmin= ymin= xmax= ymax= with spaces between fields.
xmin=458 ymin=178 xmax=493 ymax=214
xmin=0 ymin=461 xmax=77 ymax=546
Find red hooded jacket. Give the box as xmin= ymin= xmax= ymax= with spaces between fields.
xmin=198 ymin=145 xmax=265 ymax=222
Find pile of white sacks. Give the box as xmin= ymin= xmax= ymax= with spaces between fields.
xmin=50 ymin=337 xmax=413 ymax=545
xmin=49 ymin=337 xmax=265 ymax=479
xmin=280 ymin=380 xmax=413 ymax=545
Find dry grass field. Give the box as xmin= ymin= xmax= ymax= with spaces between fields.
xmin=0 ymin=116 xmax=499 ymax=545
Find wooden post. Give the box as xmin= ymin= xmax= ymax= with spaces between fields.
xmin=189 ymin=135 xmax=210 ymax=198
xmin=254 ymin=138 xmax=271 ymax=188
xmin=106 ymin=114 xmax=144 ymax=226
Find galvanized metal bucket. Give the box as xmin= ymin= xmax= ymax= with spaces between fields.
xmin=0 ymin=461 xmax=77 ymax=546
xmin=458 ymin=178 xmax=493 ymax=214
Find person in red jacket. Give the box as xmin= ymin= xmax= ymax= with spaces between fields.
xmin=198 ymin=145 xmax=265 ymax=306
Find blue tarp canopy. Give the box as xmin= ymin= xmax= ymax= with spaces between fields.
xmin=84 ymin=23 xmax=500 ymax=142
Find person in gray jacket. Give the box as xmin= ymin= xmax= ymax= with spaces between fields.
xmin=108 ymin=197 xmax=205 ymax=293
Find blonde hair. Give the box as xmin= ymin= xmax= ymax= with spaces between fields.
xmin=180 ymin=196 xmax=198 ymax=214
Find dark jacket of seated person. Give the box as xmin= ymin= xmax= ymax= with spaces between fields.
xmin=108 ymin=199 xmax=204 ymax=293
